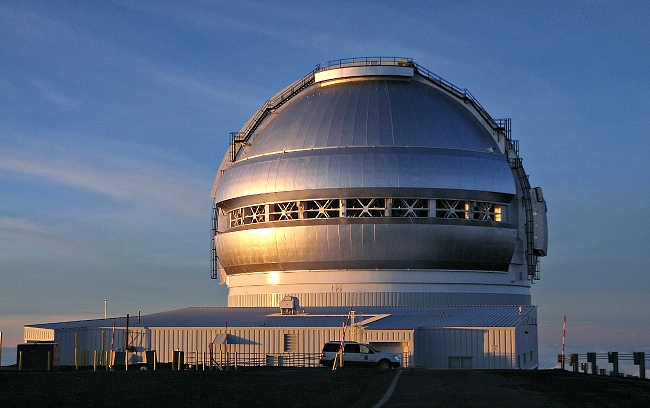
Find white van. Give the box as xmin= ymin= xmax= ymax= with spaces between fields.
xmin=319 ymin=341 xmax=400 ymax=369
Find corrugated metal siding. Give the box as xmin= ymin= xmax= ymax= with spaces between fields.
xmin=148 ymin=327 xmax=345 ymax=364
xmin=514 ymin=308 xmax=538 ymax=369
xmin=481 ymin=328 xmax=515 ymax=368
xmin=364 ymin=329 xmax=412 ymax=343
xmin=43 ymin=325 xmax=528 ymax=368
xmin=47 ymin=325 xmax=411 ymax=366
xmin=414 ymin=327 xmax=516 ymax=369
xmin=53 ymin=328 xmax=123 ymax=366
xmin=24 ymin=327 xmax=54 ymax=342
xmin=228 ymin=292 xmax=531 ymax=307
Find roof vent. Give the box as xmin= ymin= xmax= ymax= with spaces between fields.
xmin=280 ymin=296 xmax=299 ymax=315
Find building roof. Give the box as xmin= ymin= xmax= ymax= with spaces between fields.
xmin=26 ymin=305 xmax=536 ymax=332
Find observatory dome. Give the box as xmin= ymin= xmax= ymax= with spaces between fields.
xmin=211 ymin=58 xmax=547 ymax=308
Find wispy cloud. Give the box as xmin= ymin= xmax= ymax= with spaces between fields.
xmin=0 ymin=2 xmax=78 ymax=46
xmin=0 ymin=133 xmax=210 ymax=220
xmin=31 ymin=78 xmax=79 ymax=108
xmin=149 ymin=69 xmax=263 ymax=111
xmin=0 ymin=216 xmax=42 ymax=234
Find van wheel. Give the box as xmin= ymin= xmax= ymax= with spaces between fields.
xmin=378 ymin=359 xmax=391 ymax=370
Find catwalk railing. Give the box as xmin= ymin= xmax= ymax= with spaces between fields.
xmin=228 ymin=57 xmax=515 ymax=164
xmin=229 ymin=69 xmax=316 ymax=163
xmin=557 ymin=351 xmax=647 ymax=378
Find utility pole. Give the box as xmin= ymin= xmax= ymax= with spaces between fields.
xmin=561 ymin=315 xmax=566 ymax=371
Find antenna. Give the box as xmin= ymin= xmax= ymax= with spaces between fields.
xmin=561 ymin=315 xmax=567 ymax=370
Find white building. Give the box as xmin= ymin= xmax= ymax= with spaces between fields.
xmin=25 ymin=57 xmax=546 ymax=369
xmin=25 ymin=305 xmax=538 ymax=369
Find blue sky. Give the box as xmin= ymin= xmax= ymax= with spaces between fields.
xmin=1 ymin=1 xmax=648 ymax=369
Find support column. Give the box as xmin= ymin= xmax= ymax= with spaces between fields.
xmin=634 ymin=352 xmax=646 ymax=379
xmin=587 ymin=353 xmax=597 ymax=375
xmin=608 ymin=352 xmax=618 ymax=376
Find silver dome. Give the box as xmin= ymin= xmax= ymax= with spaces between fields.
xmin=211 ymin=58 xmax=546 ymax=308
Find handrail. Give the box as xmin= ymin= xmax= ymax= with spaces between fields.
xmin=230 ymin=69 xmax=318 ymax=162
xmin=229 ymin=57 xmax=516 ymax=163
xmin=176 ymin=351 xmax=412 ymax=368
xmin=412 ymin=62 xmax=502 ymax=133
xmin=316 ymin=57 xmax=519 ymax=151
xmin=315 ymin=58 xmax=484 ymax=122
xmin=316 ymin=56 xmax=413 ymax=71
xmin=231 ymin=57 xmax=411 ymax=162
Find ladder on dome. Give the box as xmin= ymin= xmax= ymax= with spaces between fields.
xmin=495 ymin=118 xmax=539 ymax=281
xmin=510 ymin=156 xmax=540 ymax=281
xmin=229 ymin=70 xmax=317 ymax=163
xmin=211 ymin=201 xmax=219 ymax=280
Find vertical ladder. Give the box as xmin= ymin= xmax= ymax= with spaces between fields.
xmin=211 ymin=201 xmax=219 ymax=280
xmin=510 ymin=157 xmax=539 ymax=280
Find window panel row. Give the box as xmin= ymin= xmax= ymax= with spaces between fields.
xmin=227 ymin=198 xmax=505 ymax=228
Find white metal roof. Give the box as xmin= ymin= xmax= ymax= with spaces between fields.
xmin=26 ymin=305 xmax=535 ymax=332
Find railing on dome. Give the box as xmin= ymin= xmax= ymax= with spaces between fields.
xmin=316 ymin=56 xmax=414 ymax=70
xmin=229 ymin=57 xmax=415 ymax=163
xmin=496 ymin=118 xmax=517 ymax=155
xmin=411 ymin=63 xmax=523 ymax=160
xmin=229 ymin=56 xmax=515 ymax=163
xmin=412 ymin=62 xmax=502 ymax=132
xmin=229 ymin=69 xmax=318 ymax=162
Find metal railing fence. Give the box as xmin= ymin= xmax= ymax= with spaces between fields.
xmin=182 ymin=350 xmax=412 ymax=369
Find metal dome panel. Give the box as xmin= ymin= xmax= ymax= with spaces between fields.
xmin=216 ymin=222 xmax=516 ymax=275
xmin=238 ymin=79 xmax=497 ymax=158
xmin=215 ymin=147 xmax=515 ymax=204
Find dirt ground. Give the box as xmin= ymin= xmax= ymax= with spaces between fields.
xmin=0 ymin=367 xmax=648 ymax=407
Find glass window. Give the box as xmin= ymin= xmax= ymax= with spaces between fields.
xmin=448 ymin=356 xmax=472 ymax=369
xmin=359 ymin=344 xmax=373 ymax=354
xmin=344 ymin=343 xmax=360 ymax=353
xmin=226 ymin=197 xmax=506 ymax=229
